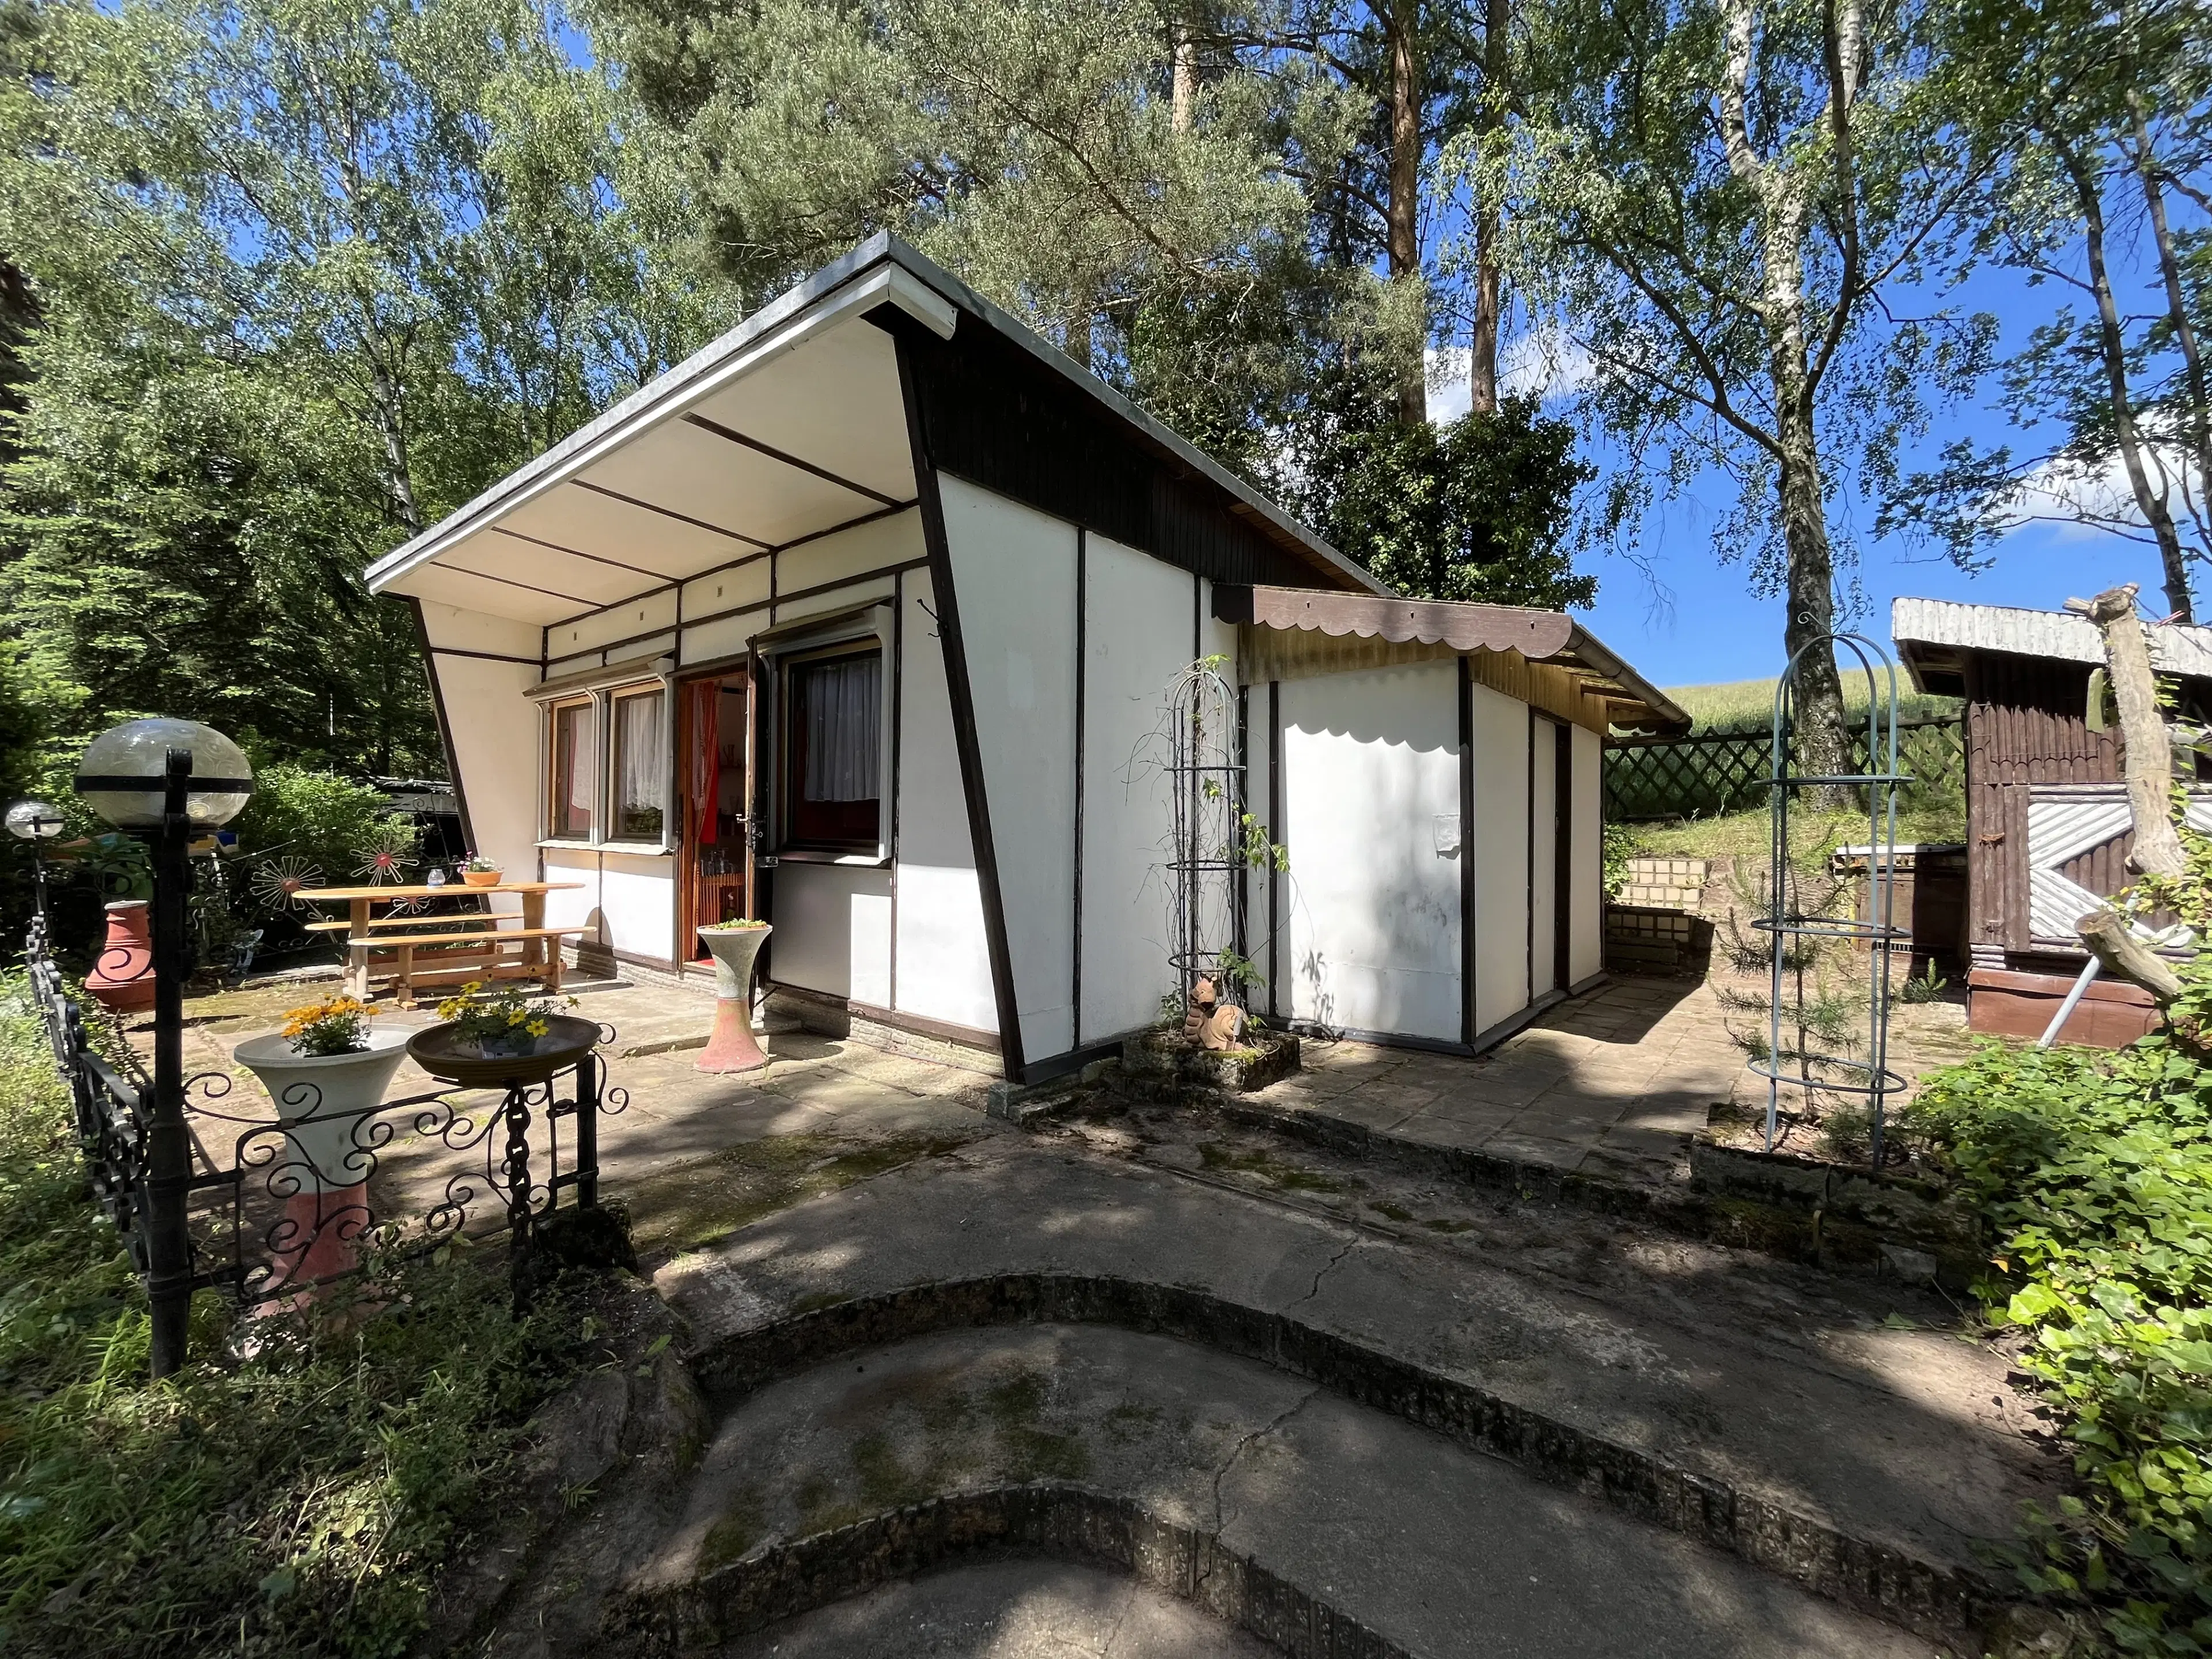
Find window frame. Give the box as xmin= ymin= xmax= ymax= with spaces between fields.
xmin=544 ymin=695 xmax=599 ymax=844
xmin=777 ymin=641 xmax=887 ymax=857
xmin=607 ymin=683 xmax=671 ymax=847
xmin=758 ymin=605 xmax=895 ymax=866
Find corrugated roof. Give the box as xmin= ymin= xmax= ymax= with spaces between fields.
xmin=1891 ymin=597 xmax=2212 ymax=679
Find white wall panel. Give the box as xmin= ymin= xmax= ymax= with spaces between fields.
xmin=1281 ymin=662 xmax=1463 ymax=1043
xmin=1080 ymin=538 xmax=1190 ymax=1043
xmin=893 ymin=569 xmax=997 ymax=1034
xmin=1569 ymin=724 xmax=1603 ymax=987
xmin=777 ymin=508 xmax=922 ymax=595
xmin=939 ymin=477 xmax=1079 ymax=1062
xmin=542 ymin=850 xmax=601 ymax=943
xmin=420 ymin=624 xmax=540 ymax=895
xmin=550 ymin=590 xmax=677 ymax=659
xmin=418 ymin=603 xmax=539 ymax=660
xmin=1471 ymin=683 xmax=1531 ymax=1033
xmin=1531 ymin=718 xmax=1560 ymax=999
xmin=600 ymin=851 xmax=675 ymax=964
xmin=773 ymin=573 xmax=896 ymax=628
xmin=772 ymin=863 xmax=892 ymax=1000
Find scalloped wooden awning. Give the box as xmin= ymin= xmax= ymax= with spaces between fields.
xmin=1213 ymin=585 xmax=1690 ymax=734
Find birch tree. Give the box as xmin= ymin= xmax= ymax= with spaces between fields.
xmin=1456 ymin=0 xmax=1987 ymax=774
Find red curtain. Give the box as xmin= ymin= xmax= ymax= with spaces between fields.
xmin=691 ymin=680 xmax=719 ymax=845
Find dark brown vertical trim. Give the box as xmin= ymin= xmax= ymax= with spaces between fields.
xmin=1191 ymin=573 xmax=1201 ymax=660
xmin=1554 ymin=719 xmax=1573 ymax=994
xmin=1072 ymin=529 xmax=1086 ymax=1049
xmin=400 ymin=596 xmax=479 ymax=855
xmin=890 ymin=321 xmax=1028 ymax=1081
xmin=1267 ymin=679 xmax=1282 ymax=1024
xmin=889 ymin=568 xmax=905 ymax=1013
xmin=769 ymin=544 xmax=780 ymax=624
xmin=1459 ymin=656 xmax=1475 ymax=1047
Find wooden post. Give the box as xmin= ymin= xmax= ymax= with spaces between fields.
xmin=2068 ymin=584 xmax=2186 ymax=876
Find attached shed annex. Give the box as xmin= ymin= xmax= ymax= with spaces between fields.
xmin=367 ymin=235 xmax=1686 ymax=1083
xmin=1892 ymin=596 xmax=2212 ymax=1046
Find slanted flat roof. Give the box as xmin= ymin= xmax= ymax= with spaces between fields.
xmin=1215 ymin=585 xmax=1690 ymax=732
xmin=1893 ymin=596 xmax=2212 ymax=691
xmin=367 ymin=235 xmax=1385 ymax=632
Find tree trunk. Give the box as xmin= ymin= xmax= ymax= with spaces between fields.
xmin=2130 ymin=98 xmax=2212 ymax=571
xmin=367 ymin=350 xmax=423 ymax=536
xmin=1466 ymin=0 xmax=1509 ymax=416
xmin=1385 ymin=0 xmax=1425 ymax=425
xmin=1172 ymin=22 xmax=1198 ymax=134
xmin=2057 ymin=135 xmax=2195 ymax=622
xmin=1776 ymin=403 xmax=1850 ymax=794
xmin=2070 ymin=582 xmax=2186 ymax=876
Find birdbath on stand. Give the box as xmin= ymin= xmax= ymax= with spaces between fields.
xmin=696 ymin=921 xmax=772 ymax=1073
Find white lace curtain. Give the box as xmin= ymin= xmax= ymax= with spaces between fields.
xmin=802 ymin=654 xmax=880 ymax=802
xmin=615 ymin=691 xmax=665 ymax=824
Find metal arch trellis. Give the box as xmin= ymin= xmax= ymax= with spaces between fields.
xmin=1161 ymin=656 xmax=1253 ymax=1008
xmin=1749 ymin=631 xmax=1911 ymax=1166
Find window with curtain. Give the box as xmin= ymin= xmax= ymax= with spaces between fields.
xmin=611 ymin=686 xmax=666 ymax=842
xmin=548 ymin=699 xmax=596 ymax=839
xmin=785 ymin=646 xmax=881 ymax=849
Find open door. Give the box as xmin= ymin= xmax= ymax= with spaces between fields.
xmin=679 ymin=665 xmax=755 ymax=962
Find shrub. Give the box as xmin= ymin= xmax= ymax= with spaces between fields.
xmin=0 ymin=983 xmax=599 ymax=1658
xmin=1909 ymin=1036 xmax=2212 ymax=1653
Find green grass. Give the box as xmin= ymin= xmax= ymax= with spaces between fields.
xmin=1625 ymin=804 xmax=1967 ymax=861
xmin=0 ymin=980 xmax=603 ymax=1658
xmin=1664 ymin=675 xmax=1963 ymax=736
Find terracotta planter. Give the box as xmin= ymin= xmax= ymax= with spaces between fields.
xmin=86 ymin=900 xmax=156 ymax=1013
xmin=697 ymin=923 xmax=772 ymax=1073
xmin=234 ymin=1027 xmax=412 ymax=1291
xmin=460 ymin=869 xmax=502 ymax=888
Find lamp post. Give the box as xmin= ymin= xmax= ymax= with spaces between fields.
xmin=74 ymin=719 xmax=252 ymax=1377
xmin=6 ymin=798 xmax=66 ymax=925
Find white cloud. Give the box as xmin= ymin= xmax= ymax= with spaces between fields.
xmin=1424 ymin=332 xmax=1592 ymax=427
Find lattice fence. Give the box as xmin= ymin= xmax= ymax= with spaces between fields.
xmin=1604 ymin=717 xmax=1964 ymax=821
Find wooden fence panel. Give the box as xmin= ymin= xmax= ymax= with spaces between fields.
xmin=1603 ymin=718 xmax=1964 ymax=821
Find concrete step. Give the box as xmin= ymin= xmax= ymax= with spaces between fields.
xmin=613 ymin=1323 xmax=1937 ymax=1658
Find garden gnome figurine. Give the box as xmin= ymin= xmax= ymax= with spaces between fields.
xmin=1185 ymin=976 xmax=1217 ymax=1039
xmin=1201 ymin=1004 xmax=1245 ymax=1051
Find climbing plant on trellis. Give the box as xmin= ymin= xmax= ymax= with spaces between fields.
xmin=1604 ymin=717 xmax=1963 ymax=821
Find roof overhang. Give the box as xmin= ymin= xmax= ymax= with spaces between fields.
xmin=1892 ymin=595 xmax=2212 ymax=695
xmin=1214 ymin=585 xmax=1690 ymax=732
xmin=368 ymin=235 xmax=1383 ymax=638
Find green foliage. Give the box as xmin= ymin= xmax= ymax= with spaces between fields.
xmin=229 ymin=767 xmax=398 ymax=885
xmin=1601 ymin=821 xmax=1635 ymax=900
xmin=1298 ymin=393 xmax=1597 ymax=607
xmin=0 ymin=983 xmax=600 ymax=1658
xmin=1908 ymin=1034 xmax=2212 ymax=1650
xmin=1663 ymin=676 xmax=1964 ymax=738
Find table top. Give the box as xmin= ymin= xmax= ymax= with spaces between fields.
xmin=297 ymin=881 xmax=585 ymax=902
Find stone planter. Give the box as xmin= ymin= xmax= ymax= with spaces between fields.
xmin=1120 ymin=1027 xmax=1301 ymax=1103
xmin=86 ymin=899 xmax=155 ymax=1013
xmin=234 ymin=1026 xmax=413 ymax=1290
xmin=697 ymin=923 xmax=772 ymax=1073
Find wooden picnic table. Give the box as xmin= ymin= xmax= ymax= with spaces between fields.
xmin=296 ymin=881 xmax=586 ymax=1001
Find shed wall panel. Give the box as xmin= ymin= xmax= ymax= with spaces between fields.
xmin=1531 ymin=718 xmax=1560 ymax=999
xmin=422 ymin=642 xmax=540 ymax=887
xmin=893 ymin=568 xmax=997 ymax=1032
xmin=1569 ymin=724 xmax=1603 ymax=986
xmin=939 ymin=476 xmax=1079 ymax=1060
xmin=1280 ymin=661 xmax=1463 ymax=1042
xmin=1080 ymin=536 xmax=1188 ymax=1043
xmin=772 ymin=863 xmax=893 ymax=1001
xmin=1472 ymin=683 xmax=1531 ymax=1032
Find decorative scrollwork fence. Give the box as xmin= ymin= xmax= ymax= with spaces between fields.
xmin=25 ymin=916 xmax=627 ymax=1328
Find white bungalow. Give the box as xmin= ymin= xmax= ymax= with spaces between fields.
xmin=366 ymin=236 xmax=1688 ymax=1082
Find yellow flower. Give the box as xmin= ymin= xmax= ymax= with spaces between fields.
xmin=526 ymin=1020 xmax=548 ymax=1037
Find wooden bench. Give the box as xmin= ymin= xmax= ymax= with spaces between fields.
xmin=306 ymin=918 xmax=589 ymax=1001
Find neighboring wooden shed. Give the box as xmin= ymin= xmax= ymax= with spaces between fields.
xmin=1892 ymin=597 xmax=2212 ymax=1046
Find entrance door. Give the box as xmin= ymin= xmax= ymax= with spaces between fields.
xmin=679 ymin=666 xmax=755 ymax=963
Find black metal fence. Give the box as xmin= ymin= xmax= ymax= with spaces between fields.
xmin=1604 ymin=717 xmax=1965 ymax=821
xmin=25 ymin=917 xmax=626 ymax=1332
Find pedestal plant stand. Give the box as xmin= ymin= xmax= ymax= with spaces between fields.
xmin=234 ymin=1025 xmax=412 ymax=1297
xmin=697 ymin=921 xmax=772 ymax=1073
